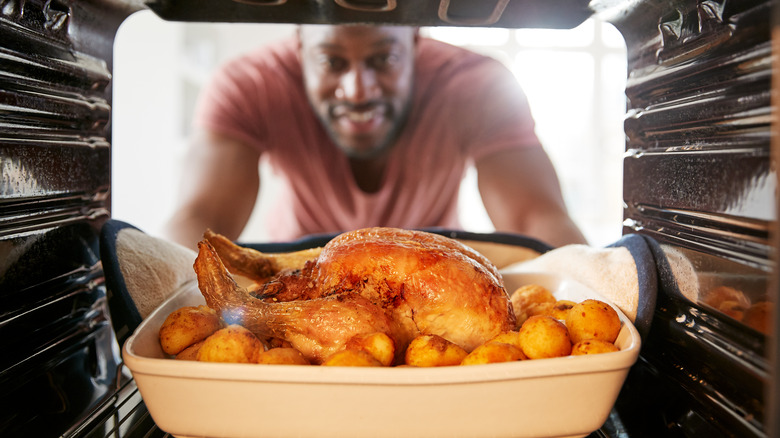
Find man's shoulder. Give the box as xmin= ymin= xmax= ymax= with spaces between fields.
xmin=222 ymin=35 xmax=301 ymax=77
xmin=416 ymin=37 xmax=503 ymax=73
xmin=414 ymin=37 xmax=510 ymax=92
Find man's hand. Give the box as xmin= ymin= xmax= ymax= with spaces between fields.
xmin=476 ymin=147 xmax=587 ymax=247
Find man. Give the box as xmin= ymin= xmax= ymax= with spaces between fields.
xmin=163 ymin=24 xmax=586 ymax=248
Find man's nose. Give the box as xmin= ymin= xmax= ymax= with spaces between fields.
xmin=336 ymin=65 xmax=380 ymax=102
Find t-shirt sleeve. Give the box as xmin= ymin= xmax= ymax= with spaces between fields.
xmin=192 ymin=55 xmax=269 ymax=152
xmin=451 ymin=58 xmax=542 ymax=161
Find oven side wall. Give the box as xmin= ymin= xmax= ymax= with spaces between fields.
xmin=600 ymin=0 xmax=775 ymax=436
xmin=0 ymin=1 xmax=141 ymax=435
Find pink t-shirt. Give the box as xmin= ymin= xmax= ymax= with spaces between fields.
xmin=194 ymin=36 xmax=541 ymax=241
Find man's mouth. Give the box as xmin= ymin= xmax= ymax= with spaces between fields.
xmin=331 ymin=104 xmax=387 ymax=134
xmin=345 ymin=108 xmax=379 ymax=123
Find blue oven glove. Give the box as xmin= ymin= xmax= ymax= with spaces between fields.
xmin=100 ymin=220 xmax=196 ymax=346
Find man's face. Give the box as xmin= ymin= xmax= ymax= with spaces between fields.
xmin=299 ymin=25 xmax=417 ymax=159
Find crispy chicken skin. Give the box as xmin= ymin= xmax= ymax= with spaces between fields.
xmin=195 ymin=227 xmax=515 ymax=364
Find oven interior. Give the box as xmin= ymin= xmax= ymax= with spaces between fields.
xmin=0 ymin=0 xmax=777 ymax=437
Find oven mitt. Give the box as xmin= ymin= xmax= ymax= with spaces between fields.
xmin=100 ymin=220 xmax=196 ymax=346
xmin=641 ymin=238 xmax=700 ymax=304
xmin=501 ymin=233 xmax=660 ymax=341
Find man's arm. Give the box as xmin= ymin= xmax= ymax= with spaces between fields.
xmin=162 ymin=130 xmax=261 ymax=249
xmin=476 ymin=148 xmax=587 ymax=247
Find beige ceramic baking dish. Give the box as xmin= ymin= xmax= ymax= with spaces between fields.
xmin=123 ymin=271 xmax=641 ymax=438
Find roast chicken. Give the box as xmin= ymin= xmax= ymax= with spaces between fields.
xmin=195 ymin=227 xmax=515 ymax=364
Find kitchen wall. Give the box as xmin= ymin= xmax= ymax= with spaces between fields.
xmin=111 ymin=10 xmax=626 ymax=247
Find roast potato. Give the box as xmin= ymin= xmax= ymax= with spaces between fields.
xmin=717 ymin=300 xmax=746 ymax=321
xmin=517 ymin=315 xmax=572 ymax=359
xmin=702 ymin=285 xmax=751 ymax=310
xmin=571 ymin=339 xmax=619 ymax=355
xmin=565 ymin=299 xmax=621 ymax=344
xmin=510 ymin=284 xmax=557 ymax=327
xmin=487 ymin=330 xmax=523 ymax=350
xmin=175 ymin=340 xmax=205 ymax=361
xmin=460 ymin=342 xmax=525 ymax=365
xmin=159 ymin=305 xmax=223 ymax=355
xmin=257 ymin=347 xmax=310 ymax=365
xmin=536 ymin=300 xmax=577 ymax=321
xmin=344 ymin=332 xmax=396 ymax=367
xmin=196 ymin=324 xmax=265 ymax=364
xmin=744 ymin=301 xmax=771 ymax=334
xmin=321 ymin=349 xmax=383 ymax=367
xmin=405 ymin=334 xmax=468 ymax=367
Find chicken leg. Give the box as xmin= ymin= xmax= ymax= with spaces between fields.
xmin=195 ymin=240 xmax=406 ymax=364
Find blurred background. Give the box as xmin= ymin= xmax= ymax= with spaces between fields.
xmin=111 ymin=11 xmax=627 ymax=247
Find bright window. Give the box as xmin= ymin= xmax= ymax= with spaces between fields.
xmin=425 ymin=20 xmax=627 ymax=246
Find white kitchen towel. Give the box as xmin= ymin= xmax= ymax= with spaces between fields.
xmin=501 ymin=233 xmax=660 ymax=341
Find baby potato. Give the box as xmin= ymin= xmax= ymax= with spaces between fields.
xmin=460 ymin=342 xmax=526 ymax=366
xmin=544 ymin=300 xmax=577 ymax=320
xmin=196 ymin=324 xmax=265 ymax=364
xmin=257 ymin=347 xmax=310 ymax=365
xmin=487 ymin=331 xmax=524 ymax=352
xmin=717 ymin=300 xmax=746 ymax=321
xmin=405 ymin=334 xmax=468 ymax=367
xmin=345 ymin=332 xmax=396 ymax=367
xmin=703 ymin=285 xmax=751 ymax=309
xmin=571 ymin=339 xmax=620 ymax=356
xmin=566 ymin=299 xmax=622 ymax=344
xmin=321 ymin=349 xmax=383 ymax=367
xmin=175 ymin=340 xmax=205 ymax=361
xmin=510 ymin=284 xmax=556 ymax=327
xmin=518 ymin=315 xmax=572 ymax=359
xmin=159 ymin=305 xmax=223 ymax=355
xmin=743 ymin=301 xmax=771 ymax=334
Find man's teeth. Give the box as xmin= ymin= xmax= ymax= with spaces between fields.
xmin=346 ymin=108 xmax=378 ymax=122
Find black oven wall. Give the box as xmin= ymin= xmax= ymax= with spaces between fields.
xmin=0 ymin=0 xmax=140 ymax=436
xmin=598 ymin=0 xmax=776 ymax=437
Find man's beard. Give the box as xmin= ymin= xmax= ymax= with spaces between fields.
xmin=322 ymin=100 xmax=411 ymax=160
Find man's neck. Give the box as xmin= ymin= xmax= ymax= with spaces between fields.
xmin=349 ymin=155 xmax=388 ymax=193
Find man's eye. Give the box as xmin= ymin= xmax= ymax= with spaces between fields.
xmin=368 ymin=53 xmax=399 ymax=70
xmin=320 ymin=56 xmax=347 ymax=72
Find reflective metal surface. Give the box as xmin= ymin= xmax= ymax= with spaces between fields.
xmin=617 ymin=0 xmax=774 ymax=322
xmin=0 ymin=0 xmax=134 ymax=435
xmin=603 ymin=0 xmax=775 ymax=436
xmin=145 ymin=0 xmax=592 ymax=28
